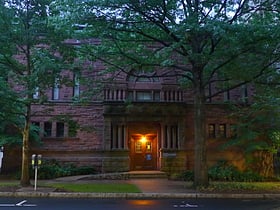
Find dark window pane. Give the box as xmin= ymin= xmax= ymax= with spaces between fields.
xmin=218 ymin=124 xmax=226 ymax=138
xmin=154 ymin=91 xmax=160 ymax=101
xmin=127 ymin=91 xmax=134 ymax=101
xmin=208 ymin=124 xmax=215 ymax=138
xmin=136 ymin=91 xmax=152 ymax=101
xmin=32 ymin=122 xmax=40 ymax=136
xmin=56 ymin=122 xmax=64 ymax=137
xmin=44 ymin=122 xmax=52 ymax=137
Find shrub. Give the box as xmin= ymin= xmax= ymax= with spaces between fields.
xmin=236 ymin=170 xmax=263 ymax=182
xmin=29 ymin=159 xmax=97 ymax=179
xmin=208 ymin=160 xmax=263 ymax=182
xmin=176 ymin=170 xmax=194 ymax=181
xmin=208 ymin=160 xmax=240 ymax=181
xmin=176 ymin=160 xmax=264 ymax=182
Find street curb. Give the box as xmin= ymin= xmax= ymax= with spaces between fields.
xmin=0 ymin=192 xmax=280 ymax=199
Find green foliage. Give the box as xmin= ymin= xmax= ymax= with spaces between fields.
xmin=208 ymin=160 xmax=263 ymax=182
xmin=0 ymin=134 xmax=22 ymax=146
xmin=208 ymin=160 xmax=238 ymax=181
xmin=0 ymin=1 xmax=79 ymax=185
xmin=31 ymin=159 xmax=97 ymax=179
xmin=175 ymin=170 xmax=194 ymax=181
xmin=0 ymin=0 xmax=78 ymax=134
xmin=176 ymin=160 xmax=263 ymax=182
xmin=225 ymin=82 xmax=280 ymax=158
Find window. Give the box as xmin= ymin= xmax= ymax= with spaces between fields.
xmin=146 ymin=141 xmax=152 ymax=152
xmin=208 ymin=124 xmax=215 ymax=138
xmin=241 ymin=84 xmax=248 ymax=103
xmin=224 ymin=90 xmax=230 ymax=102
xmin=154 ymin=91 xmax=160 ymax=101
xmin=33 ymin=87 xmax=39 ymax=99
xmin=163 ymin=124 xmax=179 ymax=149
xmin=53 ymin=78 xmax=60 ymax=100
xmin=110 ymin=124 xmax=126 ymax=149
xmin=127 ymin=91 xmax=134 ymax=101
xmin=135 ymin=141 xmax=142 ymax=153
xmin=56 ymin=122 xmax=64 ymax=137
xmin=32 ymin=121 xmax=40 ymax=136
xmin=128 ymin=91 xmax=161 ymax=102
xmin=32 ymin=121 xmax=40 ymax=127
xmin=218 ymin=124 xmax=226 ymax=138
xmin=73 ymin=74 xmax=80 ymax=97
xmin=205 ymin=83 xmax=212 ymax=102
xmin=136 ymin=91 xmax=152 ymax=101
xmin=229 ymin=124 xmax=237 ymax=138
xmin=44 ymin=122 xmax=52 ymax=137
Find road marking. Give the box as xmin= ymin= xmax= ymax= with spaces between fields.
xmin=0 ymin=200 xmax=36 ymax=207
xmin=173 ymin=201 xmax=198 ymax=208
xmin=0 ymin=204 xmax=15 ymax=207
xmin=16 ymin=200 xmax=27 ymax=206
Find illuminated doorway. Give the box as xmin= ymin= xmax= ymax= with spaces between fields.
xmin=130 ymin=134 xmax=158 ymax=170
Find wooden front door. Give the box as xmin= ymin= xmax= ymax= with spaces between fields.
xmin=130 ymin=135 xmax=157 ymax=170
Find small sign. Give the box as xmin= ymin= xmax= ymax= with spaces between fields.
xmin=146 ymin=154 xmax=152 ymax=160
xmin=162 ymin=153 xmax=177 ymax=158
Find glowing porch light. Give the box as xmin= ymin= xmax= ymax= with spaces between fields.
xmin=140 ymin=135 xmax=147 ymax=143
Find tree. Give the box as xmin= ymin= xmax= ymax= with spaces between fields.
xmin=226 ymin=70 xmax=280 ymax=177
xmin=0 ymin=77 xmax=23 ymax=146
xmin=70 ymin=0 xmax=280 ymax=187
xmin=0 ymin=0 xmax=75 ymax=186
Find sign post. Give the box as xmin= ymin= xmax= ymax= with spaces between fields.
xmin=31 ymin=154 xmax=42 ymax=191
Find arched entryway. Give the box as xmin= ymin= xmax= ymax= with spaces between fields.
xmin=128 ymin=123 xmax=159 ymax=171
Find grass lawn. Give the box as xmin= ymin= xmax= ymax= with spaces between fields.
xmin=0 ymin=180 xmax=280 ymax=193
xmin=0 ymin=181 xmax=19 ymax=187
xmin=44 ymin=183 xmax=142 ymax=193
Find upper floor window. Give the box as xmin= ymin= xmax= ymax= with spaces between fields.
xmin=73 ymin=74 xmax=80 ymax=98
xmin=33 ymin=87 xmax=39 ymax=99
xmin=136 ymin=91 xmax=152 ymax=101
xmin=205 ymin=83 xmax=212 ymax=102
xmin=241 ymin=84 xmax=248 ymax=103
xmin=128 ymin=90 xmax=161 ymax=102
xmin=52 ymin=78 xmax=60 ymax=100
xmin=224 ymin=90 xmax=230 ymax=102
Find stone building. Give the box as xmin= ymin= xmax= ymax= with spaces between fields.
xmin=16 ymin=59 xmax=252 ymax=175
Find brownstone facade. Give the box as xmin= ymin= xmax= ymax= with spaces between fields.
xmin=3 ymin=61 xmax=253 ymax=174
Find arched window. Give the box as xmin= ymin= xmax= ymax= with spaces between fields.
xmin=127 ymin=70 xmax=160 ymax=83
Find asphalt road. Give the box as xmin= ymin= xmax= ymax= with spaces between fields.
xmin=0 ymin=197 xmax=279 ymax=210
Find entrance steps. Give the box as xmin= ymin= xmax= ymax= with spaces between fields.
xmin=79 ymin=171 xmax=167 ymax=180
xmin=127 ymin=171 xmax=167 ymax=179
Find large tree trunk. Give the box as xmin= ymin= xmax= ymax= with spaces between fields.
xmin=193 ymin=81 xmax=209 ymax=187
xmin=20 ymin=107 xmax=31 ymax=187
xmin=252 ymin=150 xmax=274 ymax=177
